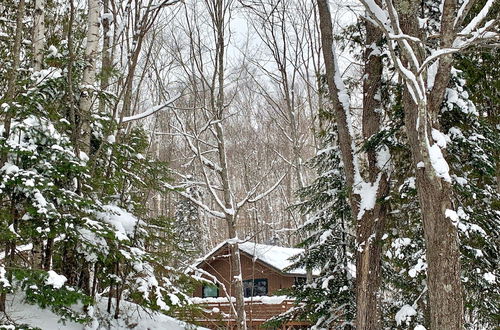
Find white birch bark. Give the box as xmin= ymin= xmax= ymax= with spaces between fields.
xmin=32 ymin=0 xmax=45 ymax=71
xmin=79 ymin=0 xmax=100 ymax=154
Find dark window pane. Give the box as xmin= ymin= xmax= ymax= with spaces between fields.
xmin=243 ymin=279 xmax=253 ymax=297
xmin=294 ymin=277 xmax=306 ymax=286
xmin=242 ymin=278 xmax=268 ymax=297
xmin=203 ymin=285 xmax=218 ymax=298
xmin=254 ymin=279 xmax=268 ymax=296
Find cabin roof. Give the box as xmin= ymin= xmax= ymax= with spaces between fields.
xmin=193 ymin=240 xmax=319 ymax=276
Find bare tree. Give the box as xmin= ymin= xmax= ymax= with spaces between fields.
xmin=243 ymin=0 xmax=320 ymax=244
xmin=158 ymin=1 xmax=288 ymax=328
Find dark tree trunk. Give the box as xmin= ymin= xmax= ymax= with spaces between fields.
xmin=403 ymin=96 xmax=463 ymax=329
xmin=395 ymin=1 xmax=464 ymax=327
xmin=317 ymin=0 xmax=389 ymax=328
xmin=114 ymin=262 xmax=121 ymax=319
xmin=355 ymin=6 xmax=389 ymax=328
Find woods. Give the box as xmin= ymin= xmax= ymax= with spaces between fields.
xmin=0 ymin=0 xmax=498 ymax=329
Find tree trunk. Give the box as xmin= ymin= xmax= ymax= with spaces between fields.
xmin=227 ymin=221 xmax=247 ymax=330
xmin=42 ymin=237 xmax=53 ymax=271
xmin=99 ymin=0 xmax=111 ymax=114
xmin=79 ymin=0 xmax=100 ymax=154
xmin=317 ymin=1 xmax=389 ymax=328
xmin=355 ymin=7 xmax=389 ymax=328
xmin=0 ymin=0 xmax=26 ymax=313
xmin=403 ymin=97 xmax=463 ymax=329
xmin=114 ymin=262 xmax=122 ymax=319
xmin=32 ymin=0 xmax=45 ymax=72
xmin=0 ymin=0 xmax=25 ymax=167
xmin=395 ymin=1 xmax=464 ymax=327
xmin=211 ymin=0 xmax=246 ymax=327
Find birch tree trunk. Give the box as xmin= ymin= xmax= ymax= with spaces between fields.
xmin=79 ymin=0 xmax=100 ymax=154
xmin=32 ymin=0 xmax=45 ymax=72
xmin=31 ymin=0 xmax=46 ymax=269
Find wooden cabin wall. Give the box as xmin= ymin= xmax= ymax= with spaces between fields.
xmin=193 ymin=248 xmax=295 ymax=297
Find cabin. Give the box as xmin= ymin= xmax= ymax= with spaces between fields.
xmin=190 ymin=240 xmax=317 ymax=329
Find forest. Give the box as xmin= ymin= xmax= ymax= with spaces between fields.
xmin=0 ymin=0 xmax=498 ymax=329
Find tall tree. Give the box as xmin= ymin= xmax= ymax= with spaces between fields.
xmin=358 ymin=0 xmax=498 ymax=327
xmin=317 ymin=0 xmax=390 ymax=328
xmin=79 ymin=0 xmax=100 ymax=154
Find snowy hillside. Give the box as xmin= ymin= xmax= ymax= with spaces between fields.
xmin=4 ymin=295 xmax=205 ymax=330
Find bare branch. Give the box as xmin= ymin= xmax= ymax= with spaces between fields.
xmin=121 ymin=92 xmax=181 ymax=123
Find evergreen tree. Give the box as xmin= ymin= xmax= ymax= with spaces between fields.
xmin=173 ymin=177 xmax=203 ymax=264
xmin=270 ymin=122 xmax=355 ymax=328
xmin=0 ymin=2 xmax=193 ymax=327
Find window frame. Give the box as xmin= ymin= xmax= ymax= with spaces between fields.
xmin=243 ymin=278 xmax=268 ymax=297
xmin=202 ymin=283 xmax=219 ymax=298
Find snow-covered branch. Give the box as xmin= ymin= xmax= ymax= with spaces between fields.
xmin=247 ymin=172 xmax=287 ymax=204
xmin=121 ymin=93 xmax=181 ymax=123
xmin=164 ymin=182 xmax=225 ymax=219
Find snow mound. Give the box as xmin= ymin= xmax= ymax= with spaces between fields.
xmin=395 ymin=304 xmax=417 ymax=326
xmin=4 ymin=294 xmax=206 ymax=330
xmin=45 ymin=270 xmax=67 ymax=289
xmin=95 ymin=205 xmax=142 ymax=241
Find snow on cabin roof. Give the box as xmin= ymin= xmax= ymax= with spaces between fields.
xmin=194 ymin=240 xmax=319 ymax=276
xmin=239 ymin=242 xmax=306 ymax=275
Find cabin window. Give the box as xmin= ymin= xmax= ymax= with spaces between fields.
xmin=243 ymin=278 xmax=268 ymax=297
xmin=294 ymin=277 xmax=306 ymax=286
xmin=202 ymin=284 xmax=219 ymax=298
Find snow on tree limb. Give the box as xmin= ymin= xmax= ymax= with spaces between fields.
xmin=164 ymin=181 xmax=226 ymax=219
xmin=244 ymin=172 xmax=287 ymax=205
xmin=458 ymin=0 xmax=495 ymax=35
xmin=121 ymin=93 xmax=181 ymax=123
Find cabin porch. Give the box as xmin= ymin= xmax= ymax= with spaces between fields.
xmin=190 ymin=296 xmax=309 ymax=329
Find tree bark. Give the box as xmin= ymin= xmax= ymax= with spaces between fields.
xmin=32 ymin=0 xmax=45 ymax=72
xmin=32 ymin=0 xmax=46 ymax=264
xmin=0 ymin=0 xmax=26 ymax=314
xmin=395 ymin=1 xmax=464 ymax=328
xmin=211 ymin=0 xmax=246 ymax=327
xmin=99 ymin=0 xmax=112 ymax=114
xmin=227 ymin=221 xmax=247 ymax=330
xmin=79 ymin=0 xmax=100 ymax=154
xmin=317 ymin=1 xmax=389 ymax=328
xmin=0 ymin=0 xmax=25 ymax=167
xmin=355 ymin=6 xmax=389 ymax=329
xmin=404 ymin=97 xmax=463 ymax=329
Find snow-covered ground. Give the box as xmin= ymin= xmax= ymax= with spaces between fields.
xmin=3 ymin=294 xmax=206 ymax=330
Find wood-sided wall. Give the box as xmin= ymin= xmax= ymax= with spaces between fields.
xmin=193 ymin=245 xmax=296 ymax=298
